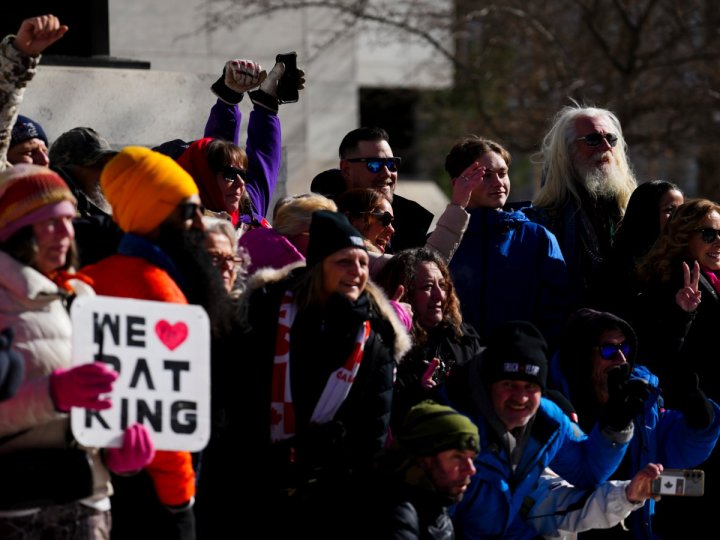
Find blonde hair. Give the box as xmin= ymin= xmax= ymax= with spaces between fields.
xmin=534 ymin=105 xmax=636 ymax=213
xmin=273 ymin=192 xmax=337 ymax=237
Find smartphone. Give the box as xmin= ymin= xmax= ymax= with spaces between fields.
xmin=275 ymin=51 xmax=299 ymax=104
xmin=650 ymin=469 xmax=704 ymax=497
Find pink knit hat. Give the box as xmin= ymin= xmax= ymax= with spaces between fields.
xmin=0 ymin=164 xmax=77 ymax=242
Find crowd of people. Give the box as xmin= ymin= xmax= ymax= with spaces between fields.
xmin=0 ymin=12 xmax=719 ymax=540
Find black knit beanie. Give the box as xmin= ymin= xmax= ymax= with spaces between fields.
xmin=481 ymin=320 xmax=548 ymax=391
xmin=306 ymin=210 xmax=367 ymax=267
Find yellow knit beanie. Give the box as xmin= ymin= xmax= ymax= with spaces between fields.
xmin=101 ymin=146 xmax=198 ymax=234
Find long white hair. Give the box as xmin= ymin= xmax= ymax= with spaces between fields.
xmin=534 ymin=105 xmax=636 ymax=214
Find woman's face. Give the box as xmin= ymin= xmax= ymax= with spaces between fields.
xmin=363 ymin=198 xmax=395 ymax=253
xmin=688 ymin=210 xmax=720 ymax=272
xmin=658 ymin=189 xmax=683 ymax=230
xmin=215 ymin=161 xmax=246 ymax=214
xmin=413 ymin=261 xmax=447 ymax=330
xmin=32 ymin=215 xmax=74 ymax=275
xmin=206 ymin=231 xmax=236 ymax=293
xmin=321 ymin=247 xmax=369 ymax=302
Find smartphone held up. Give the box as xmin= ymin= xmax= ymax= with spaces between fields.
xmin=275 ymin=51 xmax=299 ymax=104
xmin=650 ymin=469 xmax=704 ymax=497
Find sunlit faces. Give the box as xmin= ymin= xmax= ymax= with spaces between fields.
xmin=657 ymin=189 xmax=684 ymax=230
xmin=572 ymin=116 xmax=624 ymax=198
xmin=7 ymin=138 xmax=49 ymax=166
xmin=321 ymin=247 xmax=369 ymax=302
xmin=206 ymin=231 xmax=236 ymax=293
xmin=591 ymin=328 xmax=629 ymax=404
xmin=467 ymin=152 xmax=510 ymax=210
xmin=341 ymin=140 xmax=397 ymax=201
xmin=364 ymin=198 xmax=395 ymax=253
xmin=215 ymin=162 xmax=246 ymax=214
xmin=413 ymin=261 xmax=447 ymax=330
xmin=32 ymin=214 xmax=75 ymax=275
xmin=688 ymin=210 xmax=720 ymax=272
xmin=490 ymin=379 xmax=541 ymax=431
xmin=419 ymin=449 xmax=477 ymax=502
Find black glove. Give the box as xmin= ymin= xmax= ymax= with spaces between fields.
xmin=601 ymin=364 xmax=650 ymax=432
xmin=0 ymin=328 xmax=24 ymax=402
xmin=674 ymin=371 xmax=715 ymax=430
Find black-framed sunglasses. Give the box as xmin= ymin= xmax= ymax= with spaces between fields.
xmin=180 ymin=202 xmax=205 ymax=220
xmin=345 ymin=157 xmax=402 ymax=173
xmin=222 ymin=165 xmax=247 ymax=183
xmin=595 ymin=342 xmax=631 ymax=360
xmin=364 ymin=210 xmax=394 ymax=227
xmin=576 ymin=132 xmax=619 ymax=148
xmin=696 ymin=228 xmax=720 ymax=244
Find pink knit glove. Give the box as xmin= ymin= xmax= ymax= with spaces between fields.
xmin=390 ymin=300 xmax=414 ymax=332
xmin=50 ymin=363 xmax=118 ymax=412
xmin=105 ymin=424 xmax=156 ymax=474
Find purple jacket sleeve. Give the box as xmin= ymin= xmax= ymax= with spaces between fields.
xmin=204 ymin=98 xmax=242 ymax=144
xmin=244 ymin=106 xmax=282 ymax=221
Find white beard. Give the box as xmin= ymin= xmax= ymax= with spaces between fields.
xmin=575 ymin=152 xmax=625 ymax=199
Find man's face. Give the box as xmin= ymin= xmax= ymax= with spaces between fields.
xmin=571 ymin=115 xmax=623 ymax=197
xmin=591 ymin=328 xmax=630 ymax=404
xmin=490 ymin=379 xmax=541 ymax=431
xmin=7 ymin=138 xmax=49 ymax=166
xmin=340 ymin=140 xmax=398 ymax=201
xmin=163 ymin=195 xmax=205 ymax=232
xmin=419 ymin=449 xmax=477 ymax=501
xmin=466 ymin=151 xmax=510 ymax=210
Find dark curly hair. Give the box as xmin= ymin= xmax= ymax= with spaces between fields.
xmin=374 ymin=247 xmax=463 ymax=344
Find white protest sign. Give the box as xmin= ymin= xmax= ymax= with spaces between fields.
xmin=70 ymin=295 xmax=210 ymax=452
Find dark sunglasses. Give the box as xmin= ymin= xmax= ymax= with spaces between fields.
xmin=345 ymin=157 xmax=402 ymax=173
xmin=222 ymin=165 xmax=247 ymax=183
xmin=180 ymin=202 xmax=204 ymax=220
xmin=576 ymin=132 xmax=619 ymax=148
xmin=209 ymin=252 xmax=237 ymax=270
xmin=595 ymin=342 xmax=631 ymax=360
xmin=366 ymin=211 xmax=394 ymax=227
xmin=696 ymin=228 xmax=720 ymax=244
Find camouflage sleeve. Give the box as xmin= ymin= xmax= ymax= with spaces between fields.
xmin=0 ymin=35 xmax=40 ymax=172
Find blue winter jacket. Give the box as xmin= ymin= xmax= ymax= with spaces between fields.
xmin=449 ymin=207 xmax=571 ymax=349
xmin=451 ymin=396 xmax=630 ymax=540
xmin=550 ymin=361 xmax=720 ymax=539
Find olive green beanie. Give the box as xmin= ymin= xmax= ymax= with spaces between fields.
xmin=398 ymin=400 xmax=480 ymax=456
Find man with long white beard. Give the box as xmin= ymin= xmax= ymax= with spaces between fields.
xmin=523 ymin=105 xmax=637 ymax=307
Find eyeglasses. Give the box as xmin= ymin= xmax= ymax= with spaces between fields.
xmin=180 ymin=202 xmax=204 ymax=220
xmin=209 ymin=252 xmax=238 ymax=270
xmin=576 ymin=132 xmax=619 ymax=148
xmin=695 ymin=228 xmax=720 ymax=244
xmin=345 ymin=157 xmax=402 ymax=173
xmin=222 ymin=165 xmax=247 ymax=183
xmin=365 ymin=211 xmax=394 ymax=227
xmin=595 ymin=342 xmax=631 ymax=360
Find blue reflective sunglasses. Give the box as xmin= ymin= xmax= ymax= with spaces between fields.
xmin=595 ymin=342 xmax=631 ymax=360
xmin=345 ymin=157 xmax=402 ymax=173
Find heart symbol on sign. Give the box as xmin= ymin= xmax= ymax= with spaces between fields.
xmin=155 ymin=320 xmax=188 ymax=351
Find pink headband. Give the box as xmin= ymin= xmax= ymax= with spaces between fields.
xmin=0 ymin=200 xmax=76 ymax=242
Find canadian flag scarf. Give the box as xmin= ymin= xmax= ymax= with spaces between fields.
xmin=270 ymin=291 xmax=371 ymax=442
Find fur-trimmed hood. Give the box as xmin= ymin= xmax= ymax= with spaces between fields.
xmin=235 ymin=261 xmax=412 ymax=363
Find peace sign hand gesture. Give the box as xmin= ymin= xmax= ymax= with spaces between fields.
xmin=676 ymin=261 xmax=702 ymax=312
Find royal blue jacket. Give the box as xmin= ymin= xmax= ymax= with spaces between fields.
xmin=449 ymin=207 xmax=571 ymax=350
xmin=451 ymin=393 xmax=630 ymax=539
